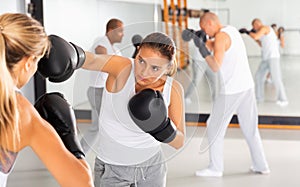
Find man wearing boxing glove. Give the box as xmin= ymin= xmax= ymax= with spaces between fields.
xmin=193 ymin=12 xmax=269 ymax=177
xmin=245 ymin=18 xmax=288 ymax=106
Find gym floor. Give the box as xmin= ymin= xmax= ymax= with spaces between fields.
xmin=7 ymin=125 xmax=300 ymax=187
xmin=7 ymin=56 xmax=300 ymax=186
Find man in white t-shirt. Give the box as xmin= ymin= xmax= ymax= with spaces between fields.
xmin=241 ymin=19 xmax=288 ymax=106
xmin=80 ymin=18 xmax=124 ymax=153
xmin=193 ymin=12 xmax=269 ymax=177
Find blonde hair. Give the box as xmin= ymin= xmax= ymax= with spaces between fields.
xmin=139 ymin=32 xmax=177 ymax=77
xmin=0 ymin=13 xmax=49 ymax=163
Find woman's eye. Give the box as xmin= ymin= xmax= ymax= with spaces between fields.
xmin=138 ymin=59 xmax=144 ymax=64
xmin=152 ymin=66 xmax=159 ymax=71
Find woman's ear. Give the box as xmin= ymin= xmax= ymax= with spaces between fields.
xmin=24 ymin=55 xmax=36 ymax=71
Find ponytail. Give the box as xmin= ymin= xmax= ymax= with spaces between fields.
xmin=0 ymin=31 xmax=19 ymax=164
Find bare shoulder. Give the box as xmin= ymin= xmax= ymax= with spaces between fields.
xmin=217 ymin=31 xmax=230 ymax=41
xmin=261 ymin=25 xmax=270 ymax=34
xmin=16 ymin=94 xmax=47 ymax=149
xmin=16 ymin=94 xmax=37 ymax=124
xmin=215 ymin=31 xmax=231 ymax=50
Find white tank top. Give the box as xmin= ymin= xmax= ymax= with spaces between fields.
xmin=96 ymin=59 xmax=173 ymax=165
xmin=259 ymin=27 xmax=280 ymax=60
xmin=0 ymin=148 xmax=18 ymax=187
xmin=219 ymin=26 xmax=254 ymax=94
xmin=0 ymin=171 xmax=8 ymax=187
xmin=89 ymin=36 xmax=122 ymax=88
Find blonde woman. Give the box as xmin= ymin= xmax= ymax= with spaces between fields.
xmin=0 ymin=13 xmax=93 ymax=187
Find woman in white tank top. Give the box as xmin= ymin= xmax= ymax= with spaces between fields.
xmin=82 ymin=32 xmax=186 ymax=187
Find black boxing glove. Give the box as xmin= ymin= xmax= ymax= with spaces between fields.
xmin=194 ymin=30 xmax=207 ymax=43
xmin=239 ymin=28 xmax=250 ymax=34
xmin=193 ymin=31 xmax=211 ymax=58
xmin=128 ymin=89 xmax=177 ymax=143
xmin=182 ymin=29 xmax=207 ymax=43
xmin=38 ymin=35 xmax=86 ymax=82
xmin=34 ymin=92 xmax=85 ymax=159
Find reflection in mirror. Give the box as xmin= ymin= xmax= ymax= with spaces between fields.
xmin=43 ymin=0 xmax=300 ymax=120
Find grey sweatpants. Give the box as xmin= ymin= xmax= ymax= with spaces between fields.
xmin=205 ymin=88 xmax=269 ymax=172
xmin=80 ymin=87 xmax=104 ymax=153
xmin=255 ymin=58 xmax=287 ymax=102
xmin=94 ymin=151 xmax=167 ymax=187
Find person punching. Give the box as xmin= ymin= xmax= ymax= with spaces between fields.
xmin=128 ymin=88 xmax=177 ymax=143
xmin=37 ymin=35 xmax=86 ymax=82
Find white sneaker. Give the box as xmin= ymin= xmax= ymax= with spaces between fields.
xmin=250 ymin=166 xmax=270 ymax=175
xmin=195 ymin=168 xmax=223 ymax=177
xmin=276 ymin=100 xmax=288 ymax=107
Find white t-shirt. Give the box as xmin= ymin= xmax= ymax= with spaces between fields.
xmin=218 ymin=25 xmax=254 ymax=94
xmin=259 ymin=27 xmax=280 ymax=60
xmin=89 ymin=35 xmax=122 ymax=88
